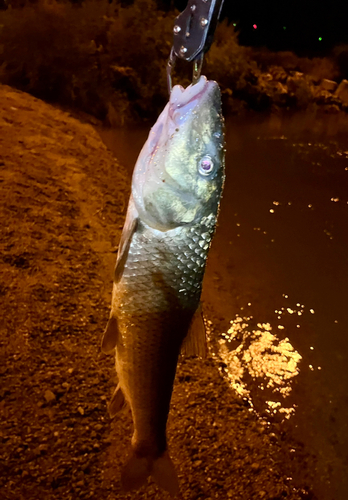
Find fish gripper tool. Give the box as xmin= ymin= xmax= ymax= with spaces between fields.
xmin=167 ymin=0 xmax=225 ymax=93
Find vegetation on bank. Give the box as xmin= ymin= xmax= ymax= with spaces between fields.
xmin=1 ymin=0 xmax=348 ymax=123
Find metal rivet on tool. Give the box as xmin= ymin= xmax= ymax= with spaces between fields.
xmin=173 ymin=25 xmax=181 ymax=34
xmin=200 ymin=17 xmax=208 ymax=27
xmin=180 ymin=46 xmax=188 ymax=54
xmin=191 ymin=4 xmax=196 ymax=11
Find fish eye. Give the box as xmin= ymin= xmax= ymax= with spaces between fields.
xmin=198 ymin=155 xmax=214 ymax=176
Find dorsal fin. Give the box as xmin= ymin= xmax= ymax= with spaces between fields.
xmin=181 ymin=304 xmax=207 ymax=358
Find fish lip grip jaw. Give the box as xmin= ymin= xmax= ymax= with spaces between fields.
xmin=167 ymin=0 xmax=225 ymax=93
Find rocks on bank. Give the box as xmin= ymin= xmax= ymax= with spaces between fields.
xmin=223 ymin=66 xmax=348 ymax=115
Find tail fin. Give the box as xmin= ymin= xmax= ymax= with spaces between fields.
xmin=121 ymin=450 xmax=179 ymax=497
xmin=152 ymin=452 xmax=179 ymax=496
xmin=121 ymin=454 xmax=152 ymax=493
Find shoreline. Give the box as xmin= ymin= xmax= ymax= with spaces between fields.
xmin=0 ymin=84 xmax=315 ymax=499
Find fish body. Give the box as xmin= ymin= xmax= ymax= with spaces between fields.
xmin=102 ymin=76 xmax=225 ymax=495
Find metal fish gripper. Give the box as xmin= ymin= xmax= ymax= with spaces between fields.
xmin=167 ymin=0 xmax=225 ymax=93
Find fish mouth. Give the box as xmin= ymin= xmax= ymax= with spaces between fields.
xmin=168 ymin=76 xmax=219 ymax=125
xmin=170 ymin=75 xmax=216 ymax=107
xmin=145 ymin=76 xmax=220 ymax=158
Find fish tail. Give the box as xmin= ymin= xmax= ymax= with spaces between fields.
xmin=121 ymin=450 xmax=179 ymax=497
xmin=152 ymin=451 xmax=179 ymax=496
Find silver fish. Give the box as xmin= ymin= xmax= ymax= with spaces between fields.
xmin=102 ymin=75 xmax=225 ymax=495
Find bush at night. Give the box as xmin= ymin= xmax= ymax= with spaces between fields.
xmin=0 ymin=0 xmax=250 ymax=122
xmin=0 ymin=0 xmax=174 ymax=122
xmin=0 ymin=0 xmax=344 ymax=122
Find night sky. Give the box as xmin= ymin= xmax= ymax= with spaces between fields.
xmin=170 ymin=0 xmax=348 ymax=54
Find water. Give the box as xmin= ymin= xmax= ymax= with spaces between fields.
xmin=97 ymin=111 xmax=348 ymax=499
xmin=205 ymin=113 xmax=348 ymax=499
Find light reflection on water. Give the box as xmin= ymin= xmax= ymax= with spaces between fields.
xmin=210 ymin=294 xmax=327 ymax=422
xmin=215 ymin=314 xmax=302 ymax=419
xmin=203 ymin=112 xmax=348 ymax=500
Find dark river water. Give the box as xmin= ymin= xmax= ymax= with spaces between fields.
xmin=98 ymin=111 xmax=348 ymax=500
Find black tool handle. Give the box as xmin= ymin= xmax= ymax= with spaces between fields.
xmin=172 ymin=0 xmax=225 ymax=62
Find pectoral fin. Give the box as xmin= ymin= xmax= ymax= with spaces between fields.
xmin=181 ymin=304 xmax=207 ymax=358
xmin=114 ymin=199 xmax=138 ymax=283
xmin=101 ymin=316 xmax=119 ymax=354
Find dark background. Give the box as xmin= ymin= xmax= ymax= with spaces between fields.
xmin=166 ymin=0 xmax=348 ymax=55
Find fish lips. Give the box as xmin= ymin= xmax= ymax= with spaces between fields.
xmin=168 ymin=76 xmax=221 ymax=128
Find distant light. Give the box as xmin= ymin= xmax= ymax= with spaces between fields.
xmin=318 ymin=37 xmax=322 ymax=41
xmin=283 ymin=26 xmax=286 ymax=30
xmin=233 ymin=23 xmax=237 ymax=27
xmin=253 ymin=24 xmax=257 ymax=30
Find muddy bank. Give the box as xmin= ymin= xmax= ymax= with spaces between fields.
xmin=0 ymin=85 xmax=314 ymax=499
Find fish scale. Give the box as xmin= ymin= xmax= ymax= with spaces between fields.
xmin=119 ymin=217 xmax=215 ymax=310
xmin=103 ymin=76 xmax=225 ymax=495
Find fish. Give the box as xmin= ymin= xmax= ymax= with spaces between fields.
xmin=102 ymin=75 xmax=225 ymax=496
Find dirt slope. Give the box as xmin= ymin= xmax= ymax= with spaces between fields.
xmin=0 ymin=85 xmax=313 ymax=500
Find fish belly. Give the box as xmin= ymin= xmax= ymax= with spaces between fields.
xmin=112 ymin=216 xmax=215 ymax=445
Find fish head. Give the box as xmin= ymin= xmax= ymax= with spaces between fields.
xmin=132 ymin=76 xmax=225 ymax=231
